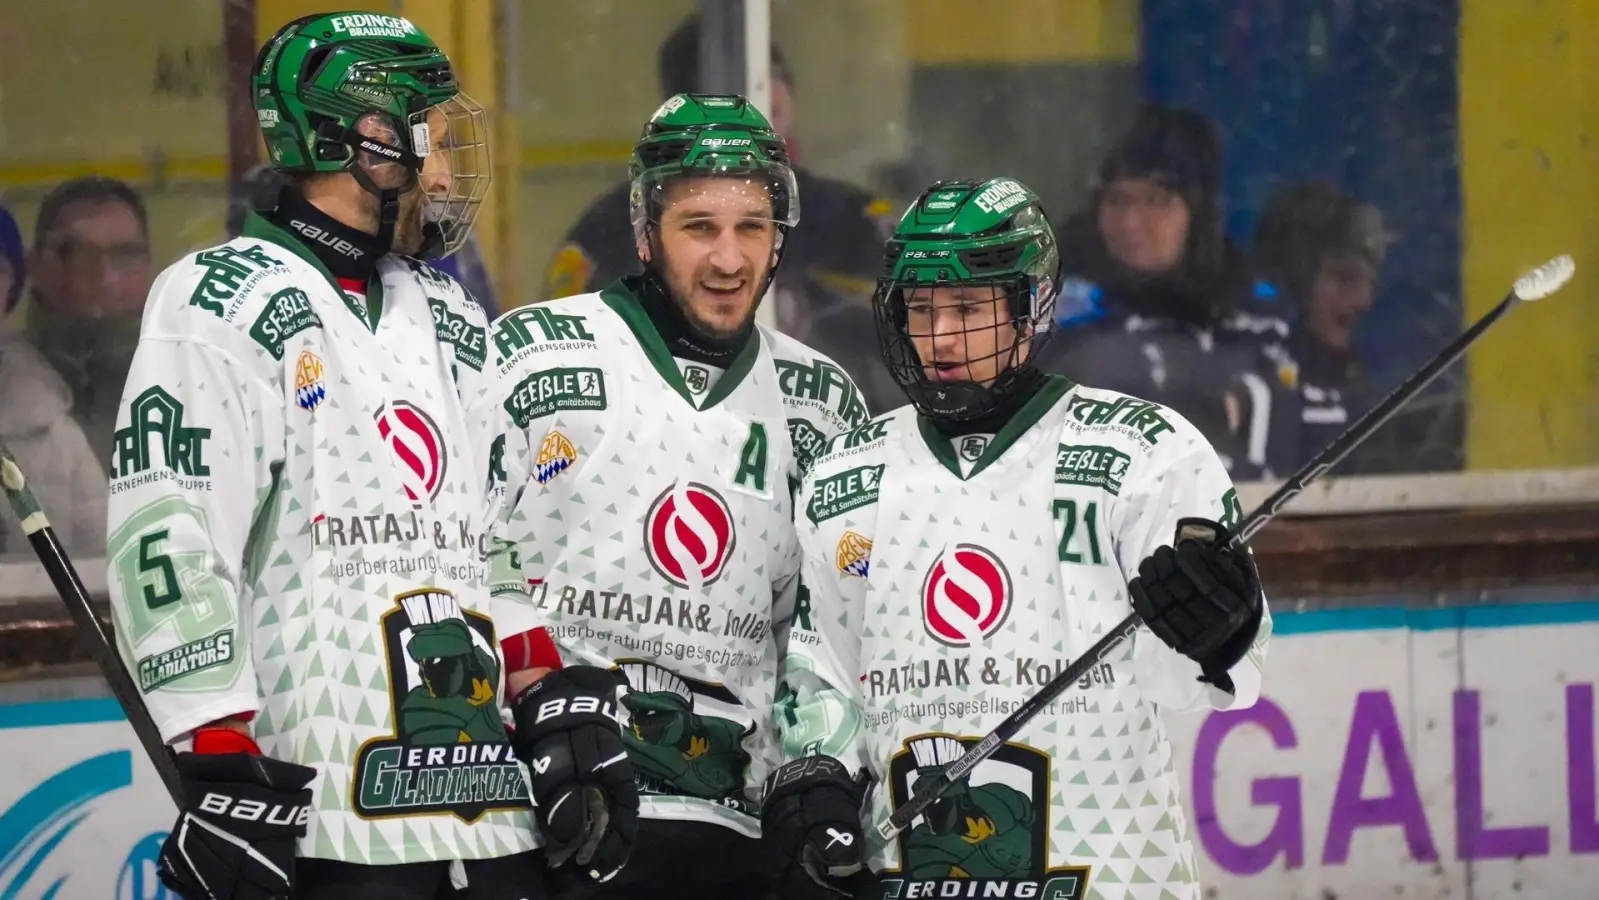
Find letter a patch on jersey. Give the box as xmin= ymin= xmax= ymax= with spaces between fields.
xmin=920 ymin=544 xmax=1012 ymax=647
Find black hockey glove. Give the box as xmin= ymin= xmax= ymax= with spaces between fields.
xmin=157 ymin=751 xmax=316 ymax=900
xmin=761 ymin=755 xmax=871 ymax=899
xmin=509 ymin=666 xmax=639 ymax=884
xmin=1127 ymin=517 xmax=1263 ymax=693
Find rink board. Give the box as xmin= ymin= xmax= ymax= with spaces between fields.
xmin=2 ymin=600 xmax=1597 ymax=899
xmin=1164 ymin=599 xmax=1599 ymax=899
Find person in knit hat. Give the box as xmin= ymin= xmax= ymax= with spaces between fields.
xmin=1036 ymin=103 xmax=1302 ymax=480
xmin=1250 ymin=180 xmax=1446 ymax=473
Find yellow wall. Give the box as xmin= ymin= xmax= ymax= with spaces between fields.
xmin=1459 ymin=0 xmax=1599 ymax=468
xmin=903 ymin=0 xmax=1138 ymax=64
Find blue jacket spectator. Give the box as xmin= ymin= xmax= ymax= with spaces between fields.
xmin=1250 ymin=180 xmax=1446 ymax=474
xmin=0 ymin=204 xmax=24 ymax=314
xmin=1036 ymin=104 xmax=1300 ymax=479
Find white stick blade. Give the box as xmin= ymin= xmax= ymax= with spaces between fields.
xmin=1513 ymin=255 xmax=1576 ymax=301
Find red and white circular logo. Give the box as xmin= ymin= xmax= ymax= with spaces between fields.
xmin=921 ymin=543 xmax=1013 ymax=647
xmin=644 ymin=481 xmax=736 ymax=590
xmin=376 ymin=401 xmax=448 ymax=507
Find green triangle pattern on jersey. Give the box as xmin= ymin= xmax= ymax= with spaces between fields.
xmin=311 ymin=820 xmax=339 ymax=856
xmin=342 ymin=826 xmax=367 ymax=864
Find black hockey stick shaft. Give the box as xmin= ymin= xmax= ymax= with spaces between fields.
xmin=0 ymin=441 xmax=184 ymax=805
xmin=873 ymin=256 xmax=1574 ymax=845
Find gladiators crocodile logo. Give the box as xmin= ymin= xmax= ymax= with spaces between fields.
xmin=614 ymin=660 xmax=755 ymax=815
xmin=875 ymin=735 xmax=1090 ymax=900
xmin=352 ymin=589 xmax=530 ymax=821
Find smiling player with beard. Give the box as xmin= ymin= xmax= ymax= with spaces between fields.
xmin=476 ymin=94 xmax=870 ymax=899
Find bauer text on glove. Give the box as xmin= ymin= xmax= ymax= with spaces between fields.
xmin=158 ymin=749 xmax=316 ymax=900
xmin=510 ymin=665 xmax=639 ymax=883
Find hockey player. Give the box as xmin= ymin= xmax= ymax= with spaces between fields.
xmin=477 ymin=93 xmax=870 ymax=899
xmin=106 ymin=13 xmax=630 ymax=899
xmin=765 ymin=178 xmax=1272 ymax=900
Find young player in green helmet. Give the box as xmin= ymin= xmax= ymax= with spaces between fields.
xmin=474 ymin=93 xmax=869 ymax=900
xmin=768 ymin=178 xmax=1272 ymax=900
xmin=106 ymin=11 xmax=626 ymax=899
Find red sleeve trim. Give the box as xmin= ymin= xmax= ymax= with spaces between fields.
xmin=193 ymin=726 xmax=261 ymax=755
xmin=501 ymin=627 xmax=563 ymax=673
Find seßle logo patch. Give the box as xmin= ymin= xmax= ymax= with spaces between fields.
xmin=922 ymin=544 xmax=1012 ymax=647
xmin=377 ymin=400 xmax=448 ymax=507
xmin=643 ymin=481 xmax=735 ymax=592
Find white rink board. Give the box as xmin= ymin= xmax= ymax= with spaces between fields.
xmin=0 ymin=698 xmax=178 ymax=899
xmin=1164 ymin=600 xmax=1599 ymax=899
xmin=3 ymin=600 xmax=1598 ymax=899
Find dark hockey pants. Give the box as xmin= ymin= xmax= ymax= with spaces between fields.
xmin=547 ymin=819 xmax=770 ymax=900
xmin=297 ymin=850 xmax=550 ymax=900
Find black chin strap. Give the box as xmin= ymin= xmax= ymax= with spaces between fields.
xmin=319 ymin=119 xmax=423 ymax=255
xmin=349 ymin=162 xmax=404 ymax=253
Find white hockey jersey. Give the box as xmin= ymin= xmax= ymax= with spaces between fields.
xmin=106 ymin=213 xmax=535 ymax=865
xmin=478 ymin=280 xmax=868 ymax=838
xmin=779 ymin=376 xmax=1272 ymax=900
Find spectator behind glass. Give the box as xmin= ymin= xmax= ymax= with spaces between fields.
xmin=1035 ymin=104 xmax=1300 ymax=478
xmin=1251 ymin=181 xmax=1428 ymax=473
xmin=0 ymin=203 xmax=24 ymax=314
xmin=226 ymin=163 xmax=499 ymax=319
xmin=24 ymin=177 xmax=154 ymax=469
xmin=0 ymin=202 xmax=108 ymax=558
xmin=543 ymin=12 xmax=899 ymax=411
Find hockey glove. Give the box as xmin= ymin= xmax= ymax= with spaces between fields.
xmin=761 ymin=755 xmax=870 ymax=899
xmin=509 ymin=666 xmax=639 ymax=883
xmin=158 ymin=751 xmax=316 ymax=900
xmin=1127 ymin=517 xmax=1263 ymax=692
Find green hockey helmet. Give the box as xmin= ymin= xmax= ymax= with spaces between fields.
xmin=252 ymin=11 xmax=490 ymax=257
xmin=628 ymin=94 xmax=800 ymax=272
xmin=874 ymin=178 xmax=1061 ymax=422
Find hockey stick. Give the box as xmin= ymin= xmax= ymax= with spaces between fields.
xmin=869 ymin=254 xmax=1577 ymax=848
xmin=0 ymin=441 xmax=184 ymax=804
